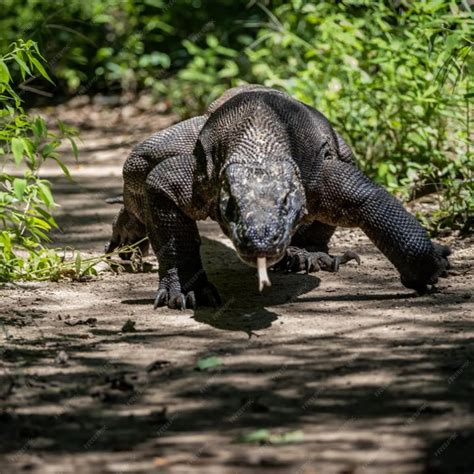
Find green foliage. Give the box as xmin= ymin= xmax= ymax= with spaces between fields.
xmin=156 ymin=34 xmax=245 ymax=116
xmin=0 ymin=1 xmax=471 ymax=234
xmin=168 ymin=0 xmax=473 ymax=234
xmin=0 ymin=40 xmax=81 ymax=281
xmin=0 ymin=0 xmax=262 ymax=95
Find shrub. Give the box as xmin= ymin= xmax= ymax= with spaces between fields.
xmin=167 ymin=0 xmax=473 ymax=234
xmin=0 ymin=40 xmax=79 ymax=281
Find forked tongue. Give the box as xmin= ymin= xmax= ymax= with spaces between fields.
xmin=257 ymin=257 xmax=271 ymax=292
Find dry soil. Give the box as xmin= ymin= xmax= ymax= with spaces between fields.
xmin=0 ymin=97 xmax=473 ymax=474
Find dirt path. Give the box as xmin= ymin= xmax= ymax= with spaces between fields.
xmin=1 ymin=98 xmax=473 ymax=474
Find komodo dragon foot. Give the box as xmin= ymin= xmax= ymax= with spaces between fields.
xmin=105 ymin=207 xmax=149 ymax=262
xmin=271 ymin=246 xmax=360 ymax=274
xmin=154 ymin=271 xmax=222 ymax=310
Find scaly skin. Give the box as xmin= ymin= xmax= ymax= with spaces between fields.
xmin=107 ymin=85 xmax=450 ymax=309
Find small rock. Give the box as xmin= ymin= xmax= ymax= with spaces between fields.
xmin=68 ymin=95 xmax=90 ymax=107
xmin=121 ymin=320 xmax=136 ymax=333
xmin=146 ymin=360 xmax=171 ymax=373
xmin=136 ymin=93 xmax=155 ymax=110
xmin=55 ymin=350 xmax=69 ymax=365
xmin=121 ymin=105 xmax=138 ymax=120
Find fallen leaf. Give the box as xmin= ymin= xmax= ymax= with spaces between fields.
xmin=196 ymin=356 xmax=222 ymax=371
xmin=64 ymin=318 xmax=97 ymax=327
xmin=271 ymin=430 xmax=304 ymax=444
xmin=238 ymin=429 xmax=271 ymax=444
xmin=153 ymin=457 xmax=169 ymax=466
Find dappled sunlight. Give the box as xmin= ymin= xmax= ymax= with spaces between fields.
xmin=1 ymin=2 xmax=472 ymax=471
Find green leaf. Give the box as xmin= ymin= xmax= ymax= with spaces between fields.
xmin=196 ymin=356 xmax=222 ymax=370
xmin=37 ymin=181 xmax=55 ymax=207
xmin=271 ymin=430 xmax=305 ymax=444
xmin=29 ymin=56 xmax=54 ymax=84
xmin=378 ymin=162 xmax=389 ymax=178
xmin=13 ymin=178 xmax=27 ymax=200
xmin=33 ymin=117 xmax=46 ymax=138
xmin=75 ymin=253 xmax=82 ymax=276
xmin=30 ymin=216 xmax=51 ymax=231
xmin=41 ymin=143 xmax=57 ymax=158
xmin=11 ymin=138 xmax=25 ymax=165
xmin=50 ymin=157 xmax=72 ymax=179
xmin=69 ymin=137 xmax=79 ymax=160
xmin=13 ymin=54 xmax=31 ymax=80
xmin=0 ymin=60 xmax=10 ymax=84
xmin=206 ymin=35 xmax=219 ymax=48
xmin=35 ymin=207 xmax=59 ymax=228
xmin=21 ymin=137 xmax=34 ymax=161
xmin=238 ymin=429 xmax=271 ymax=443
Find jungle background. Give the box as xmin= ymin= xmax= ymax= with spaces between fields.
xmin=0 ymin=1 xmax=473 ymax=473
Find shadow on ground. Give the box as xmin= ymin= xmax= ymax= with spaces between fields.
xmin=1 ymin=108 xmax=472 ymax=472
xmin=1 ymin=235 xmax=473 ymax=473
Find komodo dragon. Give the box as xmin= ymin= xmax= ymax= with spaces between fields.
xmin=106 ymin=85 xmax=451 ymax=309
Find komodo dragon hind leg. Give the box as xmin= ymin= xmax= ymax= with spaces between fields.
xmin=105 ymin=206 xmax=149 ymax=262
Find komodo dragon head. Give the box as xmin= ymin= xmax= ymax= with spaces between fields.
xmin=217 ymin=156 xmax=307 ymax=289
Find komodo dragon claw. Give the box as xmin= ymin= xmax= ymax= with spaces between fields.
xmin=154 ymin=281 xmax=222 ymax=310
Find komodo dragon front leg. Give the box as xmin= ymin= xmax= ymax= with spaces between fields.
xmin=314 ymin=159 xmax=450 ymax=293
xmin=144 ymin=155 xmax=221 ymax=310
xmin=105 ymin=116 xmax=206 ymax=261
